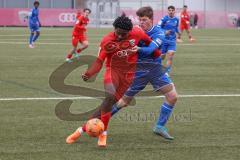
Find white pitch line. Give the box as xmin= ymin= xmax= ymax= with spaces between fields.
xmin=0 ymin=41 xmax=70 ymax=45
xmin=0 ymin=41 xmax=240 ymax=46
xmin=1 ymin=94 xmax=240 ymax=101
xmin=0 ymin=34 xmax=105 ymax=37
xmin=0 ymin=41 xmax=101 ymax=46
xmin=0 ymin=97 xmax=96 ymax=101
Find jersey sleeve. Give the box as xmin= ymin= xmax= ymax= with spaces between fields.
xmin=138 ymin=41 xmax=159 ymax=55
xmin=97 ymin=44 xmax=107 ymax=61
xmin=136 ymin=27 xmax=152 ymax=46
xmin=84 ymin=40 xmax=106 ymax=77
xmin=138 ymin=28 xmax=165 ymax=55
xmin=152 ymin=30 xmax=165 ymax=47
xmin=158 ymin=16 xmax=166 ymax=28
xmin=28 ymin=9 xmax=33 ymax=20
xmin=175 ymin=18 xmax=180 ymax=33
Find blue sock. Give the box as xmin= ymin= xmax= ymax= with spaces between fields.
xmin=29 ymin=34 xmax=34 ymax=44
xmin=166 ymin=66 xmax=171 ymax=73
xmin=156 ymin=102 xmax=174 ymax=127
xmin=32 ymin=34 xmax=40 ymax=42
xmin=111 ymin=104 xmax=122 ymax=116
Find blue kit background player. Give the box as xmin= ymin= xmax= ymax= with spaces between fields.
xmin=29 ymin=1 xmax=41 ymax=48
xmin=111 ymin=7 xmax=178 ymax=140
xmin=158 ymin=5 xmax=181 ymax=73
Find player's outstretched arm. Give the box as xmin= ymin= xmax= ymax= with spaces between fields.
xmin=82 ymin=58 xmax=103 ymax=81
xmin=82 ymin=40 xmax=107 ymax=81
xmin=138 ymin=41 xmax=159 ymax=55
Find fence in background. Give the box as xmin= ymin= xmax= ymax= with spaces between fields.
xmin=0 ymin=0 xmax=239 ymax=28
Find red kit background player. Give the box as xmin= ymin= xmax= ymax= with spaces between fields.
xmin=66 ymin=8 xmax=91 ymax=62
xmin=178 ymin=5 xmax=195 ymax=42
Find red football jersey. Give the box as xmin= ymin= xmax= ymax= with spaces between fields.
xmin=180 ymin=11 xmax=190 ymax=25
xmin=98 ymin=26 xmax=151 ymax=70
xmin=85 ymin=26 xmax=152 ymax=77
xmin=72 ymin=15 xmax=89 ymax=36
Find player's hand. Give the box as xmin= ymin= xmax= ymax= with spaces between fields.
xmin=186 ymin=21 xmax=190 ymax=24
xmin=82 ymin=73 xmax=90 ymax=81
xmin=165 ymin=30 xmax=171 ymax=35
xmin=38 ymin=22 xmax=42 ymax=27
xmin=128 ymin=46 xmax=139 ymax=53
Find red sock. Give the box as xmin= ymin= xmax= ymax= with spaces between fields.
xmin=101 ymin=112 xmax=111 ymax=131
xmin=67 ymin=53 xmax=73 ymax=59
xmin=82 ymin=123 xmax=86 ymax=132
xmin=76 ymin=48 xmax=82 ymax=53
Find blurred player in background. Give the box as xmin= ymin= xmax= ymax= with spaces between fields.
xmin=66 ymin=8 xmax=91 ymax=62
xmin=194 ymin=13 xmax=199 ymax=29
xmin=178 ymin=5 xmax=195 ymax=42
xmin=66 ymin=14 xmax=155 ymax=147
xmin=28 ymin=1 xmax=41 ymax=48
xmin=158 ymin=5 xmax=181 ymax=73
xmin=237 ymin=16 xmax=240 ymax=30
xmin=111 ymin=6 xmax=178 ymax=140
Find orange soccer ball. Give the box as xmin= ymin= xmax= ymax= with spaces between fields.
xmin=86 ymin=118 xmax=104 ymax=137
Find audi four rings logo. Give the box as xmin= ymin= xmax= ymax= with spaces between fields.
xmin=59 ymin=13 xmax=77 ymax=23
xmin=117 ymin=50 xmax=131 ymax=57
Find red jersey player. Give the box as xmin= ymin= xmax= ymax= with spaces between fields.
xmin=178 ymin=5 xmax=195 ymax=42
xmin=66 ymin=14 xmax=154 ymax=147
xmin=66 ymin=8 xmax=91 ymax=62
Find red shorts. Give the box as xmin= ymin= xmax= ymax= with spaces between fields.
xmin=103 ymin=68 xmax=135 ymax=101
xmin=180 ymin=23 xmax=190 ymax=31
xmin=72 ymin=34 xmax=87 ymax=47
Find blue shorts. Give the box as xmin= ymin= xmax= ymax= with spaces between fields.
xmin=124 ymin=62 xmax=173 ymax=97
xmin=161 ymin=41 xmax=176 ymax=54
xmin=29 ymin=23 xmax=40 ymax=32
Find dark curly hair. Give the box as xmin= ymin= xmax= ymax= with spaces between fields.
xmin=113 ymin=13 xmax=133 ymax=31
xmin=84 ymin=8 xmax=91 ymax=13
xmin=34 ymin=1 xmax=40 ymax=5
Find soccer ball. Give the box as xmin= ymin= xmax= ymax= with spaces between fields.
xmin=86 ymin=118 xmax=104 ymax=137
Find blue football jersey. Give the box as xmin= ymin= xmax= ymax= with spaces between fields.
xmin=29 ymin=8 xmax=39 ymax=25
xmin=138 ymin=25 xmax=165 ymax=62
xmin=158 ymin=15 xmax=179 ymax=42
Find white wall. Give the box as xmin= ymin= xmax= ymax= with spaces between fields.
xmin=167 ymin=0 xmax=240 ymax=11
xmin=120 ymin=0 xmax=165 ymax=10
xmin=226 ymin=0 xmax=240 ymax=12
xmin=167 ymin=0 xmax=184 ymax=9
xmin=184 ymin=0 xmax=204 ymax=10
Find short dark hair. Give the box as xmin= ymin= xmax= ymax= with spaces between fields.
xmin=84 ymin=8 xmax=91 ymax=13
xmin=34 ymin=1 xmax=40 ymax=6
xmin=183 ymin=5 xmax=188 ymax=8
xmin=168 ymin=5 xmax=175 ymax=10
xmin=136 ymin=6 xmax=153 ymax=20
xmin=113 ymin=14 xmax=133 ymax=31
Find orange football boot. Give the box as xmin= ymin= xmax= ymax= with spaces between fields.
xmin=98 ymin=132 xmax=107 ymax=147
xmin=66 ymin=128 xmax=81 ymax=144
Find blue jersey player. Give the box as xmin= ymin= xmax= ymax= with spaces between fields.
xmin=111 ymin=7 xmax=178 ymax=140
xmin=158 ymin=5 xmax=181 ymax=73
xmin=28 ymin=1 xmax=41 ymax=48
